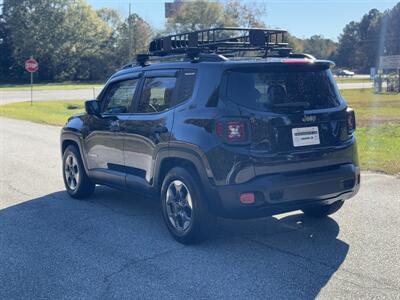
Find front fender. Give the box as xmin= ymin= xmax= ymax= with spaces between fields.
xmin=60 ymin=116 xmax=89 ymax=173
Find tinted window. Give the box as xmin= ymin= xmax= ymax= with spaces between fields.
xmin=103 ymin=79 xmax=138 ymax=114
xmin=176 ymin=69 xmax=197 ymax=104
xmin=138 ymin=77 xmax=177 ymax=113
xmin=225 ymin=67 xmax=341 ymax=111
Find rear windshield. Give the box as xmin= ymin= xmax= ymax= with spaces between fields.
xmin=224 ymin=66 xmax=341 ymax=111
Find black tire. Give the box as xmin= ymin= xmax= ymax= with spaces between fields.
xmin=160 ymin=167 xmax=215 ymax=244
xmin=62 ymin=145 xmax=95 ymax=199
xmin=302 ymin=200 xmax=344 ymax=218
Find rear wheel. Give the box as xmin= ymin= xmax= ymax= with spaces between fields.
xmin=161 ymin=167 xmax=215 ymax=244
xmin=62 ymin=145 xmax=95 ymax=199
xmin=302 ymin=200 xmax=344 ymax=218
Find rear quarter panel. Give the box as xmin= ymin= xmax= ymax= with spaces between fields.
xmin=170 ymin=63 xmax=255 ymax=185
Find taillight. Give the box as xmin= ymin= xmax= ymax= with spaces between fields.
xmin=227 ymin=121 xmax=246 ymax=141
xmin=215 ymin=119 xmax=250 ymax=144
xmin=346 ymin=107 xmax=356 ymax=134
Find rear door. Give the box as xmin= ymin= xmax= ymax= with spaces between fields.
xmin=123 ymin=69 xmax=179 ymax=191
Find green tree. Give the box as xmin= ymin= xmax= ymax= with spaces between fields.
xmin=357 ymin=9 xmax=383 ymax=70
xmin=223 ymin=1 xmax=266 ymax=28
xmin=97 ymin=7 xmax=122 ymax=31
xmin=165 ymin=0 xmax=266 ymax=33
xmin=334 ymin=4 xmax=399 ymax=72
xmin=115 ymin=13 xmax=152 ymax=62
xmin=166 ymin=0 xmax=224 ymax=33
xmin=95 ymin=9 xmax=152 ymax=71
xmin=3 ymin=0 xmax=114 ymax=81
xmin=287 ymin=34 xmax=304 ymax=53
xmin=384 ymin=3 xmax=400 ymax=56
xmin=55 ymin=0 xmax=113 ymax=80
xmin=302 ymin=35 xmax=338 ymax=59
xmin=287 ymin=34 xmax=338 ymax=60
xmin=0 ymin=4 xmax=15 ymax=81
xmin=335 ymin=21 xmax=362 ymax=69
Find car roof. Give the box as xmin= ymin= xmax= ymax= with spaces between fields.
xmin=111 ymin=57 xmax=334 ymax=79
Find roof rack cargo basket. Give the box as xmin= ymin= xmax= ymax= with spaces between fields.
xmin=148 ymin=27 xmax=289 ymax=56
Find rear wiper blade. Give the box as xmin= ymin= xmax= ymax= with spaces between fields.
xmin=271 ymin=102 xmax=310 ymax=108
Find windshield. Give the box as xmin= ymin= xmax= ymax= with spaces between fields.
xmin=224 ymin=66 xmax=341 ymax=111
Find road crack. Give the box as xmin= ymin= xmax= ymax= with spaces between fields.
xmin=101 ymin=246 xmax=184 ymax=298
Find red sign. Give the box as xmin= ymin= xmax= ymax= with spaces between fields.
xmin=25 ymin=58 xmax=39 ymax=73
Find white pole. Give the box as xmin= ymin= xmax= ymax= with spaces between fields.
xmin=30 ymin=72 xmax=33 ymax=105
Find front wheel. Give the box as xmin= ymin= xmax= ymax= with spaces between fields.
xmin=161 ymin=167 xmax=215 ymax=244
xmin=62 ymin=145 xmax=95 ymax=199
xmin=302 ymin=200 xmax=344 ymax=218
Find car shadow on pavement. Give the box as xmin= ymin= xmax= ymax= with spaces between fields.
xmin=0 ymin=186 xmax=349 ymax=299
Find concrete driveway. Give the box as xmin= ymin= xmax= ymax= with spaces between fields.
xmin=0 ymin=117 xmax=399 ymax=299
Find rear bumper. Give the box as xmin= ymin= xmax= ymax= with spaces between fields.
xmin=210 ymin=163 xmax=360 ymax=218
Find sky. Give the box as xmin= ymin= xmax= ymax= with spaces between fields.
xmin=87 ymin=0 xmax=399 ymax=41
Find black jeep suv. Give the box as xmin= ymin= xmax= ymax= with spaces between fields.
xmin=61 ymin=28 xmax=360 ymax=244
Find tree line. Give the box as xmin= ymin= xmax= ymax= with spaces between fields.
xmin=0 ymin=0 xmax=399 ymax=83
xmin=0 ymin=0 xmax=152 ymax=82
xmin=335 ymin=4 xmax=400 ymax=73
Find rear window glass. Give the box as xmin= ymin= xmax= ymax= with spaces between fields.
xmin=224 ymin=67 xmax=341 ymax=111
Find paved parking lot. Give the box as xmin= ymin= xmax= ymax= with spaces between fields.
xmin=0 ymin=117 xmax=399 ymax=299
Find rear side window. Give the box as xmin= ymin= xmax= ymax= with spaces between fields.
xmin=138 ymin=77 xmax=177 ymax=113
xmin=224 ymin=67 xmax=341 ymax=111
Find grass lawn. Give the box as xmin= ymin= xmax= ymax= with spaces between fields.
xmin=0 ymin=100 xmax=84 ymax=126
xmin=341 ymin=88 xmax=400 ymax=126
xmin=356 ymin=125 xmax=400 ymax=175
xmin=0 ymin=82 xmax=103 ymax=91
xmin=341 ymin=89 xmax=400 ymax=175
xmin=0 ymin=89 xmax=399 ymax=175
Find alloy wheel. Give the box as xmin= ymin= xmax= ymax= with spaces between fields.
xmin=64 ymin=153 xmax=80 ymax=190
xmin=165 ymin=180 xmax=193 ymax=232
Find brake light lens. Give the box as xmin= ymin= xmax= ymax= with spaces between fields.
xmin=346 ymin=107 xmax=356 ymax=134
xmin=282 ymin=59 xmax=313 ymax=64
xmin=216 ymin=119 xmax=249 ymax=144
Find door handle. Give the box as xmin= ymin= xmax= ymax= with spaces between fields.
xmin=152 ymin=125 xmax=168 ymax=134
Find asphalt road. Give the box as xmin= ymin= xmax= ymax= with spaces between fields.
xmin=0 ymin=82 xmax=373 ymax=104
xmin=1 ymin=117 xmax=399 ymax=299
xmin=0 ymin=87 xmax=102 ymax=105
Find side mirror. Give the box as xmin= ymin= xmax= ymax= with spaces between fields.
xmin=85 ymin=100 xmax=101 ymax=117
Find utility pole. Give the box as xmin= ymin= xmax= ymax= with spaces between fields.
xmin=128 ymin=3 xmax=132 ymax=58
